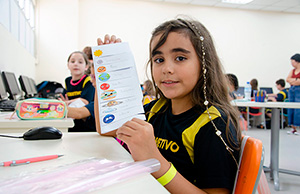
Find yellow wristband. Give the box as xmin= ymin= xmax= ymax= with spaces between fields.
xmin=157 ymin=163 xmax=177 ymax=186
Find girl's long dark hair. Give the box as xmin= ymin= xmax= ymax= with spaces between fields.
xmin=147 ymin=17 xmax=241 ymax=150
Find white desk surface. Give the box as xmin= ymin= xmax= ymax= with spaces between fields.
xmin=0 ymin=112 xmax=74 ymax=133
xmin=0 ymin=132 xmax=169 ymax=194
xmin=231 ymin=100 xmax=300 ymax=108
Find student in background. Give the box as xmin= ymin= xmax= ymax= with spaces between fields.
xmin=267 ymin=79 xmax=288 ymax=103
xmin=249 ymin=78 xmax=259 ymax=114
xmin=59 ymin=51 xmax=95 ymax=132
xmin=286 ymin=53 xmax=300 ymax=135
xmin=142 ymin=79 xmax=156 ymax=105
xmin=226 ymin=73 xmax=242 ymax=100
xmin=66 ymin=64 xmax=96 ymax=132
xmin=263 ymin=79 xmax=289 ymax=129
xmin=250 ymin=78 xmax=258 ymax=97
xmin=226 ymin=74 xmax=248 ymax=130
xmin=95 ymin=17 xmax=241 ymax=193
xmin=83 ymin=46 xmax=93 ymax=75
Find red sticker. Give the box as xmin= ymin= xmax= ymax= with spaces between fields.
xmin=100 ymin=83 xmax=110 ymax=90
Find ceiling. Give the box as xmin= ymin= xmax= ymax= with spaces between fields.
xmin=138 ymin=0 xmax=300 ymax=14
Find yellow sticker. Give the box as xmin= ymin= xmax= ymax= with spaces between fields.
xmin=94 ymin=50 xmax=103 ymax=57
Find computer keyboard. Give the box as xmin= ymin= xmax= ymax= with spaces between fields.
xmin=0 ymin=100 xmax=18 ymax=111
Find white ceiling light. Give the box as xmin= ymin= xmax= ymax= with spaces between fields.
xmin=222 ymin=0 xmax=253 ymax=4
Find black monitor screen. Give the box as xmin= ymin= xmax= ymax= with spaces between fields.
xmin=29 ymin=78 xmax=38 ymax=95
xmin=260 ymin=87 xmax=273 ymax=94
xmin=2 ymin=71 xmax=21 ymax=100
xmin=0 ymin=75 xmax=9 ymax=100
xmin=19 ymin=75 xmax=33 ymax=97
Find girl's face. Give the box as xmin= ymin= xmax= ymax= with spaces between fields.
xmin=68 ymin=53 xmax=88 ymax=78
xmin=151 ymin=32 xmax=200 ymax=102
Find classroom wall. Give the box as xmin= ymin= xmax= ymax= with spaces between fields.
xmin=0 ymin=25 xmax=36 ymax=80
xmin=35 ymin=0 xmax=300 ymax=92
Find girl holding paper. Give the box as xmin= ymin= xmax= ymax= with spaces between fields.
xmin=95 ymin=18 xmax=241 ymax=194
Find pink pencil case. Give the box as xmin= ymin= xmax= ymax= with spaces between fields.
xmin=15 ymin=98 xmax=67 ymax=120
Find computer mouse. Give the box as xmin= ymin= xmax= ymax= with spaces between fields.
xmin=23 ymin=126 xmax=63 ymax=140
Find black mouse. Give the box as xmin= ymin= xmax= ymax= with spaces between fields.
xmin=23 ymin=126 xmax=63 ymax=140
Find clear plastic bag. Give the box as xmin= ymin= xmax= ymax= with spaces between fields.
xmin=0 ymin=158 xmax=160 ymax=193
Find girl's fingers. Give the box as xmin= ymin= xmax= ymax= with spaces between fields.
xmin=131 ymin=117 xmax=150 ymax=127
xmin=104 ymin=34 xmax=110 ymax=44
xmin=116 ymin=38 xmax=122 ymax=43
xmin=97 ymin=38 xmax=104 ymax=45
xmin=110 ymin=35 xmax=116 ymax=43
xmin=97 ymin=35 xmax=121 ymax=46
xmin=65 ymin=94 xmax=69 ymax=101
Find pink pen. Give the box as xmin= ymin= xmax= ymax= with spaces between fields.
xmin=0 ymin=155 xmax=63 ymax=167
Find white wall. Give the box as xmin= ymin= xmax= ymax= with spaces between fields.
xmin=0 ymin=25 xmax=36 ymax=80
xmin=36 ymin=0 xmax=300 ymax=93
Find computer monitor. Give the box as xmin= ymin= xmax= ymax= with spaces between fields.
xmin=28 ymin=78 xmax=38 ymax=95
xmin=0 ymin=73 xmax=9 ymax=100
xmin=1 ymin=71 xmax=22 ymax=100
xmin=260 ymin=87 xmax=273 ymax=94
xmin=235 ymin=86 xmax=245 ymax=97
xmin=19 ymin=75 xmax=33 ymax=98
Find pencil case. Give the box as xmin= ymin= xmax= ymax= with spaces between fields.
xmin=15 ymin=98 xmax=67 ymax=120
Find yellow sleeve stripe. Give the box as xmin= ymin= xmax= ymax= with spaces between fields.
xmin=182 ymin=106 xmax=221 ymax=164
xmin=83 ymin=76 xmax=91 ymax=88
xmin=147 ymin=98 xmax=167 ymax=122
xmin=279 ymin=91 xmax=286 ymax=100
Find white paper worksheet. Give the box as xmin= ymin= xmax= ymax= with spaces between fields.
xmin=92 ymin=42 xmax=145 ymax=134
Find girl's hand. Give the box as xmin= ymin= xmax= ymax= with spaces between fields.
xmin=116 ymin=118 xmax=161 ymax=161
xmin=97 ymin=34 xmax=121 ymax=46
xmin=59 ymin=94 xmax=71 ymax=105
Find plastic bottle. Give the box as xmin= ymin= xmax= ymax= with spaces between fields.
xmin=244 ymin=81 xmax=252 ymax=101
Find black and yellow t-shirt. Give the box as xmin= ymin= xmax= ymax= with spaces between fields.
xmin=65 ymin=75 xmax=96 ymax=132
xmin=144 ymin=99 xmax=239 ymax=190
xmin=65 ymin=75 xmax=94 ymax=103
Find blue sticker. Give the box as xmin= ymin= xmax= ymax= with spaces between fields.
xmin=103 ymin=114 xmax=115 ymax=124
xmin=103 ymin=108 xmax=116 ymax=113
xmin=98 ymin=73 xmax=110 ymax=82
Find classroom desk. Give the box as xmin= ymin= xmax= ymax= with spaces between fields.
xmin=231 ymin=100 xmax=300 ymax=191
xmin=0 ymin=132 xmax=169 ymax=194
xmin=0 ymin=111 xmax=74 ymax=133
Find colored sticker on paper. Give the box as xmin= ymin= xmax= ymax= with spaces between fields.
xmin=102 ymin=108 xmax=117 ymax=113
xmin=102 ymin=100 xmax=123 ymax=107
xmin=98 ymin=73 xmax=110 ymax=82
xmin=101 ymin=90 xmax=117 ymax=100
xmin=97 ymin=66 xmax=106 ymax=73
xmin=100 ymin=83 xmax=110 ymax=90
xmin=97 ymin=60 xmax=103 ymax=65
xmin=94 ymin=50 xmax=103 ymax=57
xmin=103 ymin=114 xmax=115 ymax=124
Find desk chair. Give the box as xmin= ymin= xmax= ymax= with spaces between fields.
xmin=233 ymin=136 xmax=268 ymax=194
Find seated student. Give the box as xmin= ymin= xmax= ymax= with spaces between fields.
xmin=59 ymin=51 xmax=95 ymax=132
xmin=66 ymin=65 xmax=96 ymax=132
xmin=83 ymin=46 xmax=93 ymax=75
xmin=249 ymin=78 xmax=259 ymax=114
xmin=142 ymin=79 xmax=156 ymax=105
xmin=94 ymin=17 xmax=241 ymax=194
xmin=263 ymin=79 xmax=289 ymax=128
xmin=226 ymin=73 xmax=243 ymax=100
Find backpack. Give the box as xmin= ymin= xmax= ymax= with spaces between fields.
xmin=37 ymin=81 xmax=65 ymax=99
